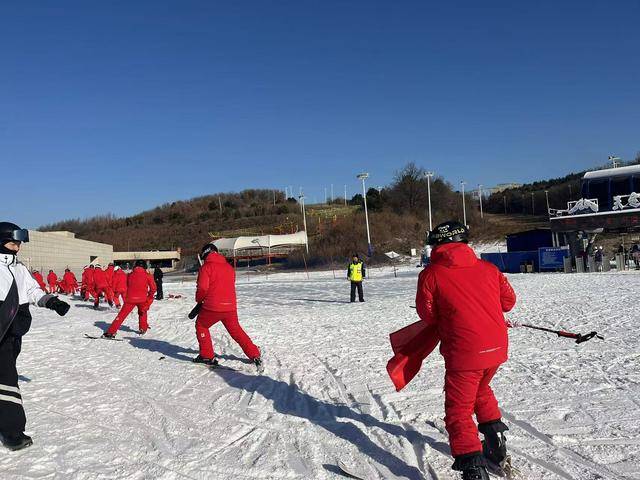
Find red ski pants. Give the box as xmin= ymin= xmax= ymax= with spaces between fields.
xmin=94 ymin=287 xmax=114 ymax=306
xmin=107 ymin=302 xmax=149 ymax=334
xmin=195 ymin=309 xmax=260 ymax=360
xmin=444 ymin=366 xmax=502 ymax=457
xmin=113 ymin=290 xmax=126 ymax=307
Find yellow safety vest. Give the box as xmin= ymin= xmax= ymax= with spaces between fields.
xmin=349 ymin=262 xmax=363 ymax=282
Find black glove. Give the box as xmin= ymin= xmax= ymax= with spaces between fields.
xmin=188 ymin=303 xmax=202 ymax=319
xmin=45 ymin=296 xmax=70 ymax=316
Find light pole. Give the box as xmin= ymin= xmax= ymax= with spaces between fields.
xmin=299 ymin=195 xmax=309 ymax=254
xmin=460 ymin=181 xmax=467 ymax=226
xmin=331 ymin=184 xmax=334 ymax=203
xmin=357 ymin=172 xmax=372 ymax=255
xmin=425 ymin=171 xmax=434 ymax=231
xmin=478 ymin=184 xmax=484 ymax=219
xmin=531 ymin=192 xmax=535 ymax=215
xmin=545 ymin=190 xmax=550 ymax=216
xmin=344 ymin=185 xmax=347 ymax=206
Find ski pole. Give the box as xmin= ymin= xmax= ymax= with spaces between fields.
xmin=521 ymin=324 xmax=604 ymax=344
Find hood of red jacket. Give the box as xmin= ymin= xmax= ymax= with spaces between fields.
xmin=430 ymin=242 xmax=478 ymax=268
xmin=204 ymin=252 xmax=228 ymax=265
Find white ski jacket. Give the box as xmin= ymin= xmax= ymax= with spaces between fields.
xmin=0 ymin=253 xmax=48 ymax=306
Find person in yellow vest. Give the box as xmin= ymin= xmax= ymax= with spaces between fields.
xmin=347 ymin=254 xmax=366 ymax=302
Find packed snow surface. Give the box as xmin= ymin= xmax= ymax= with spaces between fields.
xmin=2 ymin=266 xmax=639 ymax=479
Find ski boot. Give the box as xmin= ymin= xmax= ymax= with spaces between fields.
xmin=137 ymin=329 xmax=147 ymax=335
xmin=192 ymin=355 xmax=217 ymax=366
xmin=452 ymin=453 xmax=489 ymax=480
xmin=0 ymin=432 xmax=33 ymax=451
xmin=102 ymin=332 xmax=116 ymax=339
xmin=253 ymin=357 xmax=264 ymax=373
xmin=478 ymin=420 xmax=508 ymax=465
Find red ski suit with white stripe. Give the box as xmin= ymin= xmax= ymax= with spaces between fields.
xmin=415 ymin=242 xmax=516 ymax=458
xmin=106 ymin=267 xmax=156 ymax=334
xmin=194 ymin=252 xmax=259 ymax=360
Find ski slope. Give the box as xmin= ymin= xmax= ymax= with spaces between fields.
xmin=1 ymin=266 xmax=639 ymax=479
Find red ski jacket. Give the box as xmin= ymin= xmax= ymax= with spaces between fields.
xmin=415 ymin=242 xmax=516 ymax=372
xmin=83 ymin=268 xmax=95 ymax=289
xmin=32 ymin=271 xmax=46 ymax=290
xmin=196 ymin=252 xmax=237 ymax=312
xmin=63 ymin=271 xmax=76 ymax=288
xmin=47 ymin=272 xmax=58 ymax=286
xmin=105 ymin=265 xmax=115 ymax=287
xmin=113 ymin=269 xmax=127 ymax=292
xmin=93 ymin=268 xmax=108 ymax=289
xmin=125 ymin=267 xmax=156 ymax=304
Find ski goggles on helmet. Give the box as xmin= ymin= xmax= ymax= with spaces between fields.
xmin=7 ymin=228 xmax=29 ymax=243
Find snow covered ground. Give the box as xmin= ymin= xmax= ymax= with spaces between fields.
xmin=1 ymin=266 xmax=639 ymax=479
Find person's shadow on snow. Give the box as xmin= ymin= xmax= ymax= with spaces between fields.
xmin=216 ymin=370 xmax=448 ymax=479
xmin=126 ymin=337 xmax=199 ymax=361
xmin=93 ymin=320 xmax=137 ymax=334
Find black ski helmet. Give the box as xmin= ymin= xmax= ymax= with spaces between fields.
xmin=134 ymin=260 xmax=147 ymax=269
xmin=427 ymin=220 xmax=469 ymax=246
xmin=200 ymin=242 xmax=218 ymax=261
xmin=0 ymin=222 xmax=29 ymax=244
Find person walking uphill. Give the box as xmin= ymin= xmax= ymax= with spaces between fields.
xmin=0 ymin=222 xmax=70 ymax=451
xmin=153 ymin=266 xmax=164 ymax=300
xmin=417 ymin=221 xmax=516 ymax=479
xmin=347 ymin=254 xmax=366 ymax=302
xmin=192 ymin=243 xmax=262 ymax=370
xmin=103 ymin=260 xmax=156 ymax=337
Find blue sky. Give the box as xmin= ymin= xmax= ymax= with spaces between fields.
xmin=2 ymin=1 xmax=639 ymax=227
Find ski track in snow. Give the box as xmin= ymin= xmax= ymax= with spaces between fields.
xmin=0 ymin=266 xmax=638 ymax=479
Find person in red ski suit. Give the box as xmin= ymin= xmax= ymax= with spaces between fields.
xmin=112 ymin=266 xmax=127 ymax=308
xmin=105 ymin=263 xmax=115 ymax=291
xmin=82 ymin=265 xmax=96 ymax=301
xmin=103 ymin=260 xmax=156 ymax=337
xmin=46 ymin=270 xmax=57 ymax=294
xmin=62 ymin=269 xmax=77 ymax=295
xmin=192 ymin=243 xmax=261 ymax=368
xmin=92 ymin=265 xmax=114 ymax=308
xmin=414 ymin=221 xmax=516 ymax=479
xmin=32 ymin=270 xmax=46 ymax=291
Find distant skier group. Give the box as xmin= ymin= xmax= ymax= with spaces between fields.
xmin=1 ymin=218 xmax=519 ymax=480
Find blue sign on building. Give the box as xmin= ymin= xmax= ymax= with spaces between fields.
xmin=538 ymin=246 xmax=569 ymax=270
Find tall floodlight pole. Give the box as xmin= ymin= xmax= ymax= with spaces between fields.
xmin=545 ymin=190 xmax=550 ymax=216
xmin=324 ymin=187 xmax=327 ymax=204
xmin=357 ymin=173 xmax=372 ymax=255
xmin=425 ymin=171 xmax=434 ymax=231
xmin=460 ymin=181 xmax=467 ymax=226
xmin=478 ymin=184 xmax=484 ymax=219
xmin=531 ymin=192 xmax=535 ymax=215
xmin=344 ymin=185 xmax=347 ymax=206
xmin=299 ymin=195 xmax=309 ymax=254
xmin=331 ymin=184 xmax=334 ymax=203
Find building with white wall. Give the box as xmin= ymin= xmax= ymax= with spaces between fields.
xmin=19 ymin=231 xmax=113 ymax=275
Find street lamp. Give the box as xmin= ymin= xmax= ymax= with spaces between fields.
xmin=425 ymin=171 xmax=434 ymax=231
xmin=299 ymin=195 xmax=309 ymax=254
xmin=545 ymin=190 xmax=550 ymax=216
xmin=478 ymin=184 xmax=484 ymax=219
xmin=531 ymin=192 xmax=535 ymax=215
xmin=460 ymin=181 xmax=467 ymax=226
xmin=357 ymin=172 xmax=372 ymax=255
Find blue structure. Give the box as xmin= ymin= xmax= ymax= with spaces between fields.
xmin=481 ymin=251 xmax=538 ymax=273
xmin=506 ymin=229 xmax=553 ymax=253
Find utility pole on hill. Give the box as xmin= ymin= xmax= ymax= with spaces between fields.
xmin=425 ymin=171 xmax=434 ymax=231
xmin=357 ymin=173 xmax=373 ymax=256
xmin=460 ymin=181 xmax=467 ymax=226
